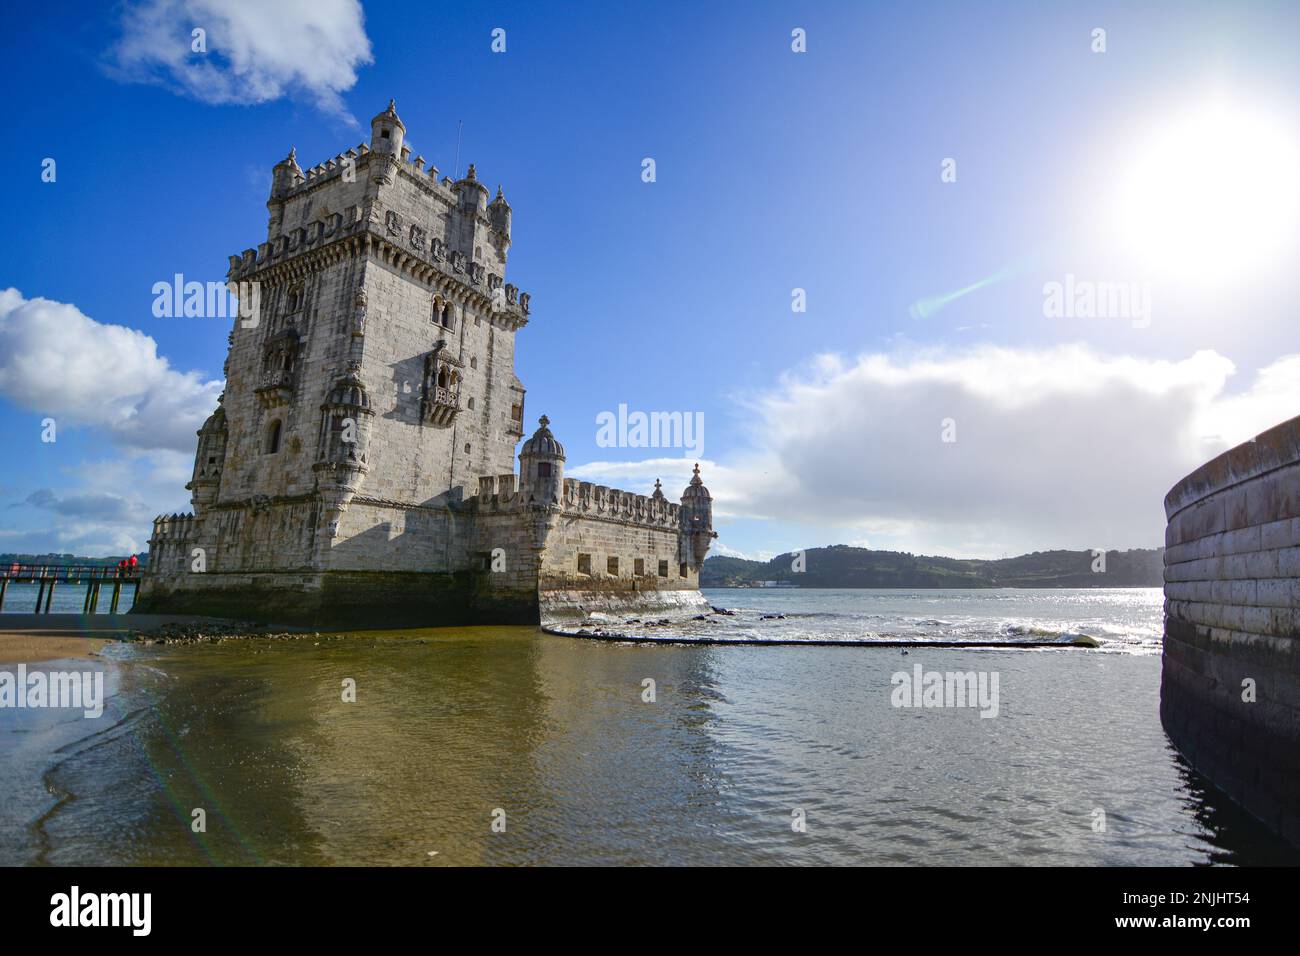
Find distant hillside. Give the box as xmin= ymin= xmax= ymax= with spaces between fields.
xmin=701 ymin=545 xmax=1164 ymax=589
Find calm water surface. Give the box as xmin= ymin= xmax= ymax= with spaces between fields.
xmin=2 ymin=588 xmax=1294 ymax=865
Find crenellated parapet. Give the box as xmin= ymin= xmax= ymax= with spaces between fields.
xmin=469 ymin=476 xmax=682 ymax=529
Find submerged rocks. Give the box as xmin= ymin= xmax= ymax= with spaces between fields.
xmin=124 ymin=621 xmax=340 ymax=647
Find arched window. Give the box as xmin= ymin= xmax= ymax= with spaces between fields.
xmin=265 ymin=419 xmax=282 ymax=454
xmin=437 ymin=369 xmax=448 ymax=389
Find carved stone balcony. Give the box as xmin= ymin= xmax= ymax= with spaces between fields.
xmin=255 ymin=369 xmax=296 ymax=408
xmin=423 ymin=385 xmax=460 ymax=427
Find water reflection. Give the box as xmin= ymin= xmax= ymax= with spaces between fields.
xmin=16 ymin=630 xmax=1297 ymax=866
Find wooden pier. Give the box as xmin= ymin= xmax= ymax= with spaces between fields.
xmin=0 ymin=564 xmax=141 ymax=615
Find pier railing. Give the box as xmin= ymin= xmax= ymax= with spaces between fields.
xmin=0 ymin=564 xmax=143 ymax=614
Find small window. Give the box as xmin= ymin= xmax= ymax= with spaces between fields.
xmin=381 ymin=129 xmax=390 ymax=139
xmin=510 ymin=404 xmax=523 ymax=422
xmin=464 ymin=443 xmax=471 ymax=454
xmin=658 ymin=560 xmax=668 ymax=577
xmin=577 ymin=553 xmax=591 ymax=575
xmin=265 ymin=419 xmax=282 ymax=454
xmin=607 ymin=556 xmax=619 ymax=576
xmin=679 ymin=562 xmax=687 ymax=577
xmin=537 ymin=462 xmax=552 ymax=478
xmin=470 ymin=357 xmax=478 ymax=369
xmin=467 ymin=397 xmax=475 ymax=410
xmin=634 ymin=558 xmax=645 ymax=576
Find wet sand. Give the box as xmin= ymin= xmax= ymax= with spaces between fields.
xmin=0 ymin=614 xmax=242 ymax=663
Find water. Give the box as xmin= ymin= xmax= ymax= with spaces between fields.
xmin=1 ymin=588 xmax=1294 ymax=865
xmin=589 ymin=587 xmax=1165 ymax=651
xmin=0 ymin=581 xmax=137 ymax=614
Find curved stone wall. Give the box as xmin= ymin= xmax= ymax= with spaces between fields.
xmin=1161 ymin=414 xmax=1300 ymax=846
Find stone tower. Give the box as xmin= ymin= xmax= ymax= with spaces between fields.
xmin=140 ymin=102 xmax=715 ymax=627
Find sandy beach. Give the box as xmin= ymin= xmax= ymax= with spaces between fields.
xmin=0 ymin=614 xmax=242 ymax=664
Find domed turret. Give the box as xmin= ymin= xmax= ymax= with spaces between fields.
xmin=489 ymin=184 xmax=512 ymax=237
xmin=187 ymin=400 xmax=229 ymax=513
xmin=520 ymin=415 xmax=565 ymax=505
xmin=323 ymin=367 xmax=372 ymax=413
xmin=317 ymin=364 xmax=374 ymax=468
xmin=680 ymin=463 xmax=716 ymax=569
xmin=521 ymin=414 xmax=565 ymax=459
xmin=370 ymin=99 xmax=406 ymax=155
xmin=681 ymin=463 xmax=711 ymax=506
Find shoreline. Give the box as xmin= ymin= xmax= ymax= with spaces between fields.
xmin=0 ymin=614 xmax=269 ymax=664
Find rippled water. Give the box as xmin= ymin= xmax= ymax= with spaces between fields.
xmin=587 ymin=587 xmax=1165 ymax=651
xmin=2 ymin=588 xmax=1294 ymax=865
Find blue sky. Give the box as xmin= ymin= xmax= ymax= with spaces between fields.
xmin=2 ymin=0 xmax=1299 ymax=559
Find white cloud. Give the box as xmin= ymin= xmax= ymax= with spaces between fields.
xmin=570 ymin=345 xmax=1300 ymax=558
xmin=0 ymin=288 xmax=222 ymax=454
xmin=1 ymin=450 xmax=195 ymax=558
xmin=109 ymin=0 xmax=373 ymax=120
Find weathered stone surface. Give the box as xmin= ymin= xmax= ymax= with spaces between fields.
xmin=138 ymin=103 xmax=717 ymax=627
xmin=1161 ymin=413 xmax=1300 ymax=847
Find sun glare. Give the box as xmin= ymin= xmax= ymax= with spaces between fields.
xmin=1114 ymin=102 xmax=1300 ymax=283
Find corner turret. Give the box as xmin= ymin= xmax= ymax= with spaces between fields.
xmin=270 ymin=146 xmax=303 ymax=199
xmin=680 ymin=463 xmax=717 ymax=569
xmin=454 ymin=163 xmax=490 ymax=216
xmin=312 ymin=363 xmax=375 ymax=543
xmin=370 ymin=99 xmax=406 ymax=155
xmin=519 ymin=415 xmax=565 ymax=506
xmin=489 ymin=184 xmax=512 ymax=238
xmin=187 ymin=399 xmax=228 ymax=513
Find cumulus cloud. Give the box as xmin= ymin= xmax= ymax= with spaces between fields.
xmin=0 ymin=288 xmax=222 ymax=454
xmin=571 ymin=345 xmax=1300 ymax=558
xmin=109 ymin=0 xmax=373 ymax=119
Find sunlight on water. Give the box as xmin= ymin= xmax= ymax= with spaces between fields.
xmin=2 ymin=589 xmax=1292 ymax=866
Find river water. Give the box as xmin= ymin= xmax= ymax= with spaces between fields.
xmin=2 ymin=588 xmax=1294 ymax=865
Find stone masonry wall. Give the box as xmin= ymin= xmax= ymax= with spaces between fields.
xmin=1161 ymin=413 xmax=1300 ymax=846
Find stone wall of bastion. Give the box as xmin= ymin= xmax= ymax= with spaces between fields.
xmin=1161 ymin=413 xmax=1300 ymax=847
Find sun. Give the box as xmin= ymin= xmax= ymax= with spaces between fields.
xmin=1114 ymin=101 xmax=1300 ymax=283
